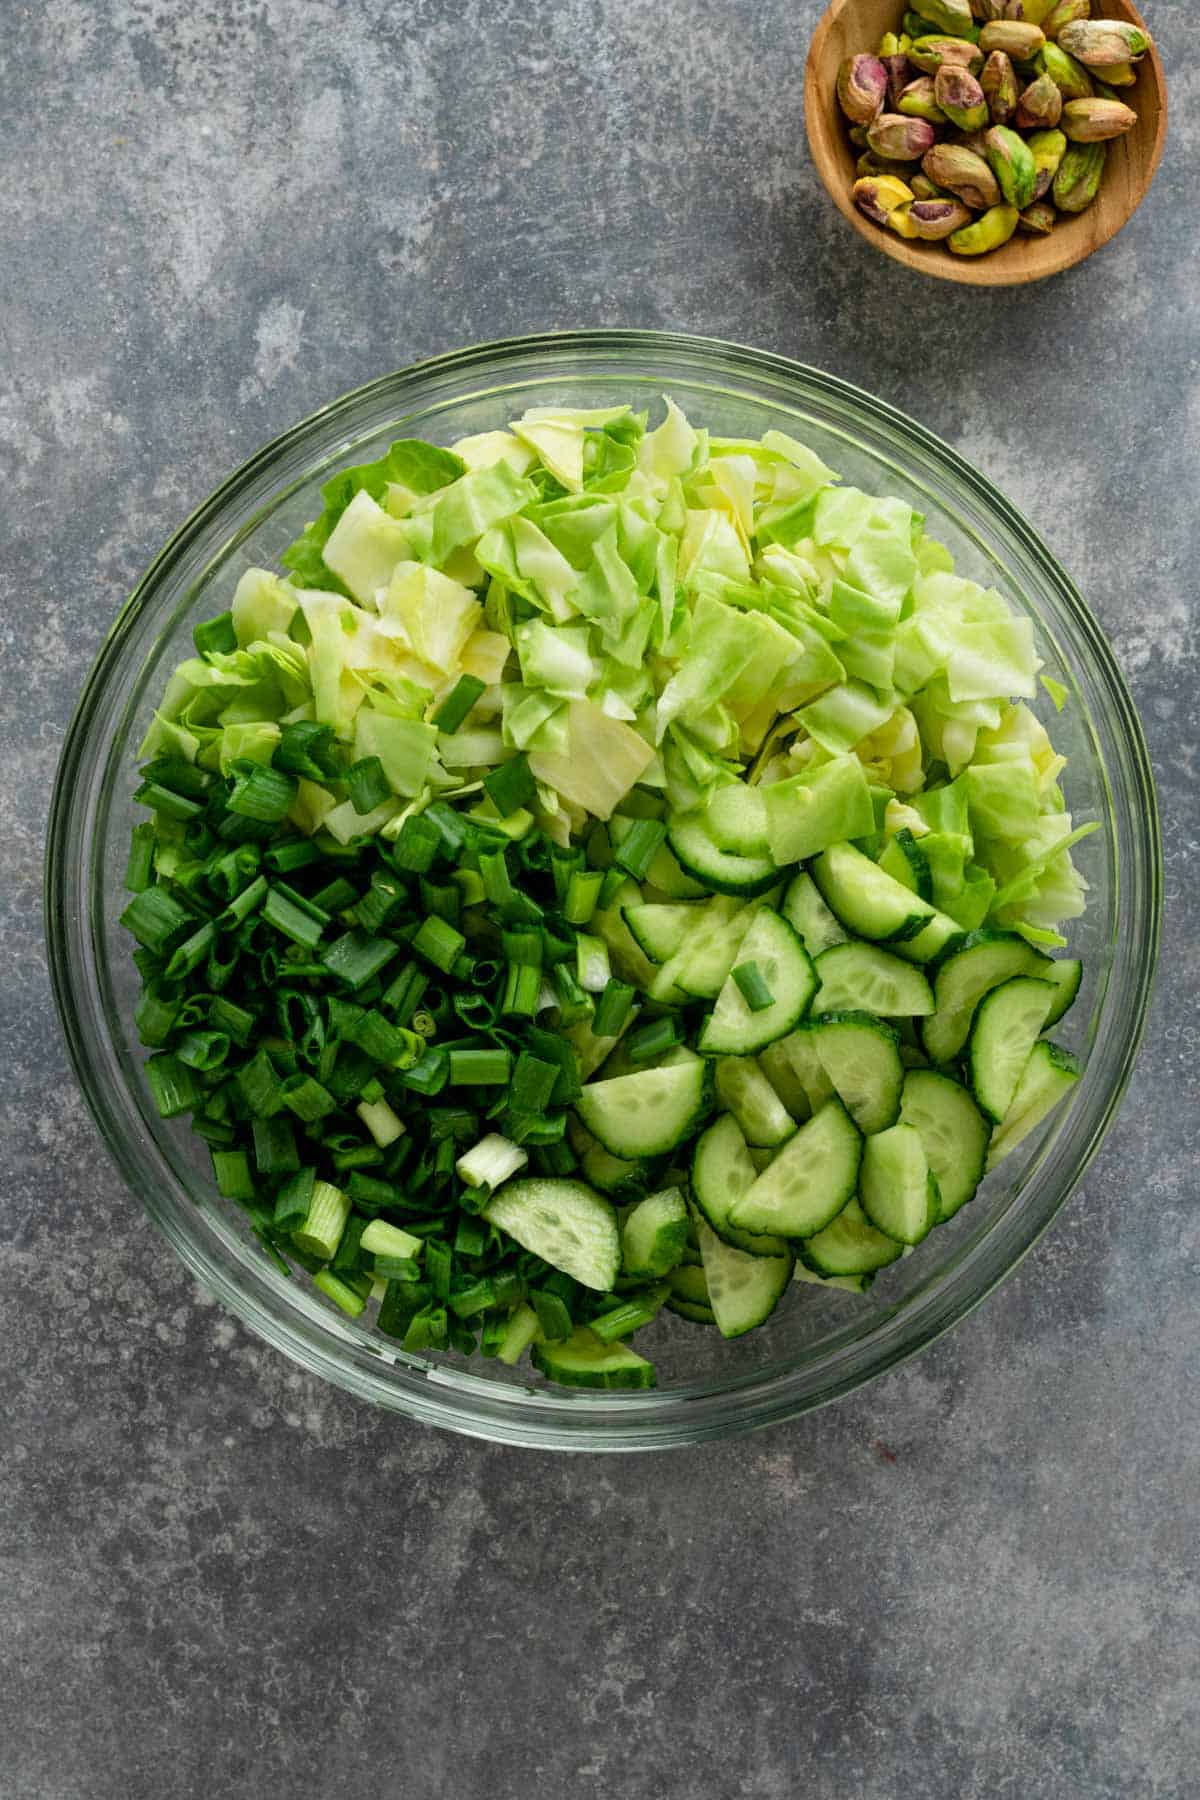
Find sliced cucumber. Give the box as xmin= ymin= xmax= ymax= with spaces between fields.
xmin=590 ymin=876 xmax=660 ymax=990
xmin=728 ymin=1097 xmax=862 ymax=1239
xmin=859 ymin=1122 xmax=939 ymax=1246
xmin=799 ymin=1197 xmax=904 ymax=1276
xmin=878 ymin=828 xmax=932 ymax=903
xmin=809 ymin=1011 xmax=904 ymax=1135
xmin=652 ymin=895 xmax=759 ymax=1001
xmin=622 ymin=900 xmax=703 ymax=964
xmin=1042 ymin=958 xmax=1083 ymax=1028
xmin=643 ymin=839 xmax=709 ymax=899
xmin=899 ymin=1067 xmax=991 ymax=1221
xmin=794 ymin=1263 xmax=874 ymax=1294
xmin=922 ymin=929 xmax=1050 ymax=1066
xmin=892 ymin=910 xmax=967 ymax=965
xmin=691 ymin=1113 xmax=791 ymax=1256
xmin=668 ymin=1261 xmax=710 ymax=1307
xmin=705 ymin=784 xmax=770 ymax=856
xmin=695 ymin=1217 xmax=793 ymax=1338
xmin=621 ymin=1186 xmax=689 ymax=1278
xmin=699 ymin=910 xmax=817 ymax=1056
xmin=813 ymin=941 xmax=935 ymax=1018
xmin=532 ymin=1326 xmax=656 ymax=1389
xmin=967 ymin=976 xmax=1055 ymax=1124
xmin=581 ymin=1138 xmax=665 ymax=1201
xmin=759 ymin=1026 xmax=834 ymax=1118
xmin=811 ymin=841 xmax=934 ymax=943
xmin=781 ymin=871 xmax=848 ymax=957
xmin=714 ymin=1056 xmax=797 ymax=1147
xmin=985 ymin=1039 xmax=1081 ymax=1170
xmin=667 ymin=1294 xmax=717 ymax=1325
xmin=667 ymin=812 xmax=778 ymax=897
xmin=482 ymin=1179 xmax=620 ymax=1291
xmin=576 ymin=1055 xmax=714 ymax=1159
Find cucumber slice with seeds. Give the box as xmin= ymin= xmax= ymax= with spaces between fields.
xmin=695 ymin=1216 xmax=793 ymax=1338
xmin=714 ymin=1057 xmax=797 ymax=1147
xmin=892 ymin=910 xmax=967 ymax=966
xmin=809 ymin=1011 xmax=904 ymax=1135
xmin=532 ymin=1326 xmax=656 ymax=1389
xmin=705 ymin=784 xmax=771 ymax=856
xmin=985 ymin=1039 xmax=1081 ymax=1169
xmin=967 ymin=976 xmax=1055 ymax=1123
xmin=692 ymin=1113 xmax=791 ymax=1257
xmin=878 ymin=828 xmax=932 ymax=903
xmin=728 ymin=1097 xmax=862 ymax=1239
xmin=667 ymin=813 xmax=778 ymax=897
xmin=859 ymin=1122 xmax=939 ymax=1246
xmin=699 ymin=910 xmax=817 ymax=1056
xmin=482 ymin=1179 xmax=620 ymax=1291
xmin=781 ymin=871 xmax=848 ymax=957
xmin=813 ymin=942 xmax=935 ymax=1017
xmin=576 ymin=1056 xmax=714 ymax=1159
xmin=794 ymin=1263 xmax=874 ymax=1295
xmin=1041 ymin=958 xmax=1083 ymax=1029
xmin=899 ymin=1067 xmax=991 ymax=1221
xmin=579 ymin=1137 xmax=665 ymax=1200
xmin=922 ymin=929 xmax=1051 ymax=1065
xmin=811 ymin=841 xmax=934 ymax=944
xmin=799 ymin=1198 xmax=904 ymax=1276
xmin=621 ymin=1186 xmax=689 ymax=1278
xmin=622 ymin=901 xmax=704 ymax=964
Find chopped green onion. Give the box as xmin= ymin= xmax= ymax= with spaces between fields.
xmin=397 ymin=1046 xmax=450 ymax=1096
xmin=216 ymin=873 xmax=269 ymax=930
xmin=251 ymin=1115 xmax=299 ymax=1175
xmin=732 ymin=960 xmax=775 ymax=1012
xmin=501 ymin=928 xmax=542 ymax=968
xmin=382 ymin=962 xmax=428 ymax=1025
xmin=501 ymin=963 xmax=541 ymax=1018
xmin=574 ymin=933 xmax=611 ymax=994
xmin=346 ymin=1171 xmax=403 ymax=1214
xmin=347 ymin=755 xmax=392 ymax=815
xmin=419 ymin=877 xmax=461 ymax=926
xmin=145 ymin=1053 xmax=202 ymax=1118
xmin=456 ymin=1132 xmax=528 ymax=1191
xmin=423 ymin=800 xmax=468 ymax=858
xmin=280 ymin=1073 xmax=337 ymax=1122
xmin=432 ymin=673 xmax=486 ymax=734
xmin=275 ymin=720 xmax=338 ymax=781
xmin=120 ymin=886 xmax=193 ymax=953
xmin=591 ymin=979 xmax=635 ymax=1040
xmin=134 ymin=781 xmax=205 ymax=822
xmin=614 ymin=817 xmax=667 ymax=881
xmin=292 ymin=1178 xmax=350 ymax=1260
xmin=549 ymin=962 xmax=593 ymax=1026
xmin=174 ymin=1029 xmax=231 ymax=1071
xmin=273 ymin=1167 xmax=316 ymax=1233
xmin=453 ymin=1216 xmax=490 ymax=1257
xmin=311 ymin=875 xmax=359 ymax=914
xmin=164 ymin=921 xmax=218 ymax=981
xmin=226 ymin=762 xmax=296 ymax=823
xmin=261 ymin=885 xmax=326 ymax=949
xmin=532 ymin=1289 xmax=573 ymax=1342
xmin=322 ymin=930 xmax=400 ymax=989
xmin=357 ymin=1095 xmax=406 ymax=1147
xmin=236 ymin=1048 xmax=285 ymax=1117
xmin=264 ymin=837 xmax=323 ymax=875
xmin=511 ymin=1053 xmax=559 ymax=1114
xmin=452 ymin=867 xmax=486 ymax=908
xmin=448 ymin=1047 xmax=512 ymax=1087
xmin=412 ymin=915 xmax=466 ymax=974
xmin=125 ymin=822 xmax=157 ymax=893
xmin=626 ymin=1016 xmax=683 ymax=1063
xmin=564 ymin=869 xmax=604 ymax=926
xmin=483 ymin=754 xmax=536 ymax=818
xmin=211 ymin=1148 xmax=255 ymax=1202
xmin=598 ymin=867 xmax=626 ymax=909
xmin=312 ymin=1268 xmax=369 ymax=1316
xmin=589 ymin=1290 xmax=666 ymax=1343
xmin=133 ymin=986 xmax=178 ymax=1048
xmin=192 ymin=610 xmax=238 ymax=656
xmin=496 ymin=1301 xmax=540 ymax=1366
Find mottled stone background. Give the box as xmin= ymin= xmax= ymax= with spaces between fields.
xmin=2 ymin=1 xmax=1196 ymax=1795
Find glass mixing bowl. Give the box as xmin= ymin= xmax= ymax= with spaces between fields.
xmin=45 ymin=331 xmax=1161 ymax=1450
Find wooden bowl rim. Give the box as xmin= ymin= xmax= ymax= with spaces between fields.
xmin=804 ymin=0 xmax=1167 ymax=287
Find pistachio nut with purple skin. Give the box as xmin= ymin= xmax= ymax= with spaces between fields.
xmin=1061 ymin=96 xmax=1137 ymax=141
xmin=857 ymin=150 xmax=922 ymax=180
xmin=867 ymin=111 xmax=938 ymax=159
xmin=909 ymin=171 xmax=952 ymax=198
xmin=1052 ymin=137 xmax=1106 ymax=210
xmin=1016 ymin=70 xmax=1064 ymax=128
xmin=1005 ymin=0 xmax=1057 ymax=22
xmin=978 ymin=19 xmax=1046 ymax=58
xmin=1026 ymin=126 xmax=1067 ymax=196
xmin=981 ymin=50 xmax=1019 ymax=123
xmin=948 ymin=201 xmax=1020 ymax=253
xmin=882 ymin=53 xmax=915 ymax=106
xmin=970 ymin=0 xmax=1007 ymax=19
xmin=1037 ymin=42 xmax=1094 ymax=99
xmin=922 ymin=140 xmax=1003 ymax=207
xmin=948 ymin=126 xmax=993 ymax=155
xmin=837 ymin=54 xmax=890 ymax=124
xmin=1017 ymin=198 xmax=1057 ymax=234
xmin=898 ymin=76 xmax=949 ymax=122
xmin=1040 ymin=0 xmax=1090 ymax=42
xmin=908 ymin=34 xmax=984 ymax=74
xmin=934 ymin=63 xmax=990 ymax=130
xmin=984 ymin=123 xmax=1038 ymax=206
xmin=852 ymin=173 xmax=915 ymax=226
xmin=913 ymin=0 xmax=977 ymax=37
xmin=1057 ymin=19 xmax=1149 ymax=68
xmin=908 ymin=196 xmax=975 ymax=237
xmin=887 ymin=203 xmax=921 ymax=238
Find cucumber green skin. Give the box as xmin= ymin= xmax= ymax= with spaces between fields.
xmin=781 ymin=872 xmax=848 ymax=957
xmin=576 ymin=1060 xmax=715 ymax=1159
xmin=1042 ymin=958 xmax=1082 ymax=1028
xmin=899 ymin=1067 xmax=991 ymax=1221
xmin=797 ymin=1199 xmax=904 ymax=1277
xmin=811 ymin=842 xmax=933 ymax=944
xmin=985 ymin=1039 xmax=1081 ymax=1170
xmin=621 ymin=901 xmax=702 ymax=964
xmin=581 ymin=1141 xmax=668 ymax=1201
xmin=666 ymin=816 xmax=779 ymax=897
xmin=621 ymin=1189 xmax=689 ymax=1278
xmin=879 ymin=829 xmax=933 ymax=903
xmin=666 ymin=1296 xmax=718 ymax=1325
xmin=532 ymin=1331 xmax=656 ymax=1389
xmin=668 ymin=1262 xmax=710 ymax=1306
xmin=966 ymin=975 xmax=1055 ymax=1124
xmin=691 ymin=1114 xmax=792 ymax=1258
xmin=922 ymin=928 xmax=1051 ymax=1065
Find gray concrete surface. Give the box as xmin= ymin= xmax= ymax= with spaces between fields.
xmin=2 ymin=1 xmax=1197 ymax=1795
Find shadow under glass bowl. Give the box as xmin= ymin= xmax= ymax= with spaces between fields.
xmin=45 ymin=330 xmax=1161 ymax=1451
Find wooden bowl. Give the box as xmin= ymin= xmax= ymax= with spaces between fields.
xmin=805 ymin=0 xmax=1166 ymax=285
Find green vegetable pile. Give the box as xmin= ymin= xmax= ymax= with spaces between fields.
xmin=121 ymin=398 xmax=1094 ymax=1387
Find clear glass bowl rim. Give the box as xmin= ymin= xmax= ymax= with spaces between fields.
xmin=45 ymin=328 xmax=1162 ymax=1451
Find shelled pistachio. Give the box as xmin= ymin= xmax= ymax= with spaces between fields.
xmin=1016 ymin=71 xmax=1064 ymax=128
xmin=981 ymin=50 xmax=1019 ymax=124
xmin=1017 ymin=199 xmax=1058 ymax=234
xmin=1052 ymin=138 xmax=1106 ymax=210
